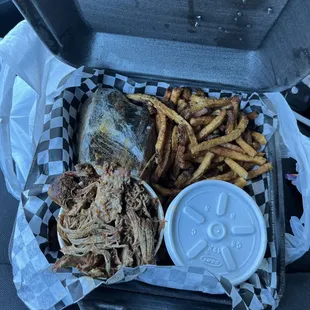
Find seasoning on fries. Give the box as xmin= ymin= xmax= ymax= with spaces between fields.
xmin=127 ymin=89 xmax=272 ymax=202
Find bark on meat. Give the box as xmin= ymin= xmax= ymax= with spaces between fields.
xmin=50 ymin=163 xmax=158 ymax=278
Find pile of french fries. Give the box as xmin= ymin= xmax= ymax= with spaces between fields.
xmin=127 ymin=87 xmax=272 ymax=202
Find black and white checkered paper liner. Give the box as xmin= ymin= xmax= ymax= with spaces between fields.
xmin=11 ymin=68 xmax=278 ymax=310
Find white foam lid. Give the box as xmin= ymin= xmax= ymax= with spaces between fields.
xmin=164 ymin=180 xmax=267 ymax=285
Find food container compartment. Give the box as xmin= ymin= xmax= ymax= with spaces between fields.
xmin=13 ymin=0 xmax=310 ymax=91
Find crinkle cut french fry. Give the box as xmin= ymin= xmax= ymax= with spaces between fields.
xmin=164 ymin=87 xmax=172 ymax=102
xmin=189 ymin=116 xmax=215 ymax=127
xmin=155 ymin=111 xmax=167 ymax=163
xmin=252 ymin=131 xmax=267 ymax=145
xmin=127 ymin=94 xmax=198 ymax=147
xmin=210 ymin=146 xmax=266 ymax=165
xmin=234 ymin=177 xmax=247 ymax=189
xmin=221 ymin=143 xmax=245 ymax=154
xmin=197 ymin=110 xmax=227 ymax=141
xmin=206 ymin=171 xmax=237 ymax=181
xmin=224 ymin=158 xmax=248 ymax=179
xmin=190 ymin=95 xmax=231 ymax=113
xmin=192 ymin=114 xmax=249 ymax=154
xmin=187 ymin=152 xmax=214 ymax=185
xmin=171 ymin=87 xmax=183 ymax=104
xmin=247 ymin=163 xmax=272 ymax=180
xmin=236 ymin=137 xmax=257 ymax=157
xmin=152 ymin=184 xmax=181 ymax=196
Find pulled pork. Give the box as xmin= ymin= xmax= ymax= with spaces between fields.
xmin=49 ymin=163 xmax=158 ymax=278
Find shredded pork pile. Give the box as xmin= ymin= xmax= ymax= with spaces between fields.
xmin=48 ymin=163 xmax=159 ymax=278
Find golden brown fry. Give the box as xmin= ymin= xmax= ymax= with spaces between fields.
xmin=252 ymin=132 xmax=267 ymax=145
xmin=177 ymin=125 xmax=188 ymax=146
xmin=154 ymin=125 xmax=172 ymax=181
xmin=234 ymin=177 xmax=247 ymax=189
xmin=190 ymin=116 xmax=215 ymax=127
xmin=155 ymin=111 xmax=167 ymax=163
xmin=252 ymin=141 xmax=261 ymax=150
xmin=232 ymin=97 xmax=240 ymax=127
xmin=139 ymin=154 xmax=156 ymax=179
xmin=127 ymin=94 xmax=198 ymax=146
xmin=247 ymin=111 xmax=259 ymax=121
xmin=190 ymin=95 xmax=231 ymax=113
xmin=226 ymin=110 xmax=235 ymax=134
xmin=197 ymin=110 xmax=227 ymax=141
xmin=152 ymin=184 xmax=181 ymax=196
xmin=224 ymin=158 xmax=248 ymax=179
xmin=171 ymin=87 xmax=183 ymax=104
xmin=171 ymin=126 xmax=179 ymax=154
xmin=182 ymin=87 xmax=192 ymax=102
xmin=221 ymin=104 xmax=233 ymax=110
xmin=175 ymin=170 xmax=192 ymax=189
xmin=173 ymin=145 xmax=186 ymax=178
xmin=257 ymin=152 xmax=265 ymax=157
xmin=176 ymin=99 xmax=188 ymax=113
xmin=206 ymin=171 xmax=237 ymax=181
xmin=210 ymin=146 xmax=267 ymax=165
xmin=187 ymin=152 xmax=214 ymax=185
xmin=247 ymin=163 xmax=273 ymax=180
xmin=164 ymin=87 xmax=172 ymax=102
xmin=222 ymin=143 xmax=245 ymax=154
xmin=236 ymin=137 xmax=257 ymax=157
xmin=192 ymin=114 xmax=249 ymax=154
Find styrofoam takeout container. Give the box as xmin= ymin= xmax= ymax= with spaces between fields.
xmin=164 ymin=180 xmax=267 ymax=285
xmin=57 ymin=178 xmax=165 ymax=255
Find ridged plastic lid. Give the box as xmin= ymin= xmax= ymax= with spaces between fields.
xmin=164 ymin=180 xmax=267 ymax=285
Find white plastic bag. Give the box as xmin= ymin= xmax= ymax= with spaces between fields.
xmin=0 ymin=21 xmax=74 ymax=199
xmin=265 ymin=93 xmax=310 ymax=264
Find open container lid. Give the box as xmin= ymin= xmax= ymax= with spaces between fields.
xmin=14 ymin=0 xmax=310 ymax=92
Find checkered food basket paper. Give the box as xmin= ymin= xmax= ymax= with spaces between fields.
xmin=11 ymin=68 xmax=278 ymax=310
